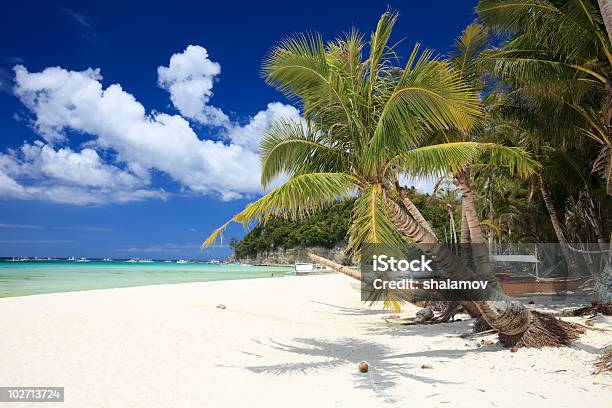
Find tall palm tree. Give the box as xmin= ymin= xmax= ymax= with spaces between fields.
xmin=203 ymin=12 xmax=580 ymax=347
xmin=477 ymin=0 xmax=612 ymax=195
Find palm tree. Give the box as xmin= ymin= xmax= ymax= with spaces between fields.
xmin=477 ymin=0 xmax=612 ymax=195
xmin=203 ymin=12 xmax=580 ymax=347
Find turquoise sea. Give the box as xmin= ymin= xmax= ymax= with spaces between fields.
xmin=0 ymin=261 xmax=292 ymax=298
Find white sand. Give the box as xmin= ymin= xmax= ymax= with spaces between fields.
xmin=0 ymin=274 xmax=610 ymax=407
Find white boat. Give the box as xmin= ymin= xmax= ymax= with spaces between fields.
xmin=288 ymin=262 xmax=333 ymax=276
xmin=176 ymin=259 xmax=189 ymax=264
xmin=68 ymin=257 xmax=76 ymax=261
xmin=75 ymin=257 xmax=90 ymax=262
xmin=103 ymin=258 xmax=112 ymax=262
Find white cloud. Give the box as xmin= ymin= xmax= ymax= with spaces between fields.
xmin=6 ymin=45 xmax=301 ymax=204
xmin=11 ymin=57 xmax=299 ymax=202
xmin=0 ymin=142 xmax=166 ymax=205
xmin=157 ymin=45 xmax=229 ymax=126
xmin=227 ymin=102 xmax=301 ymax=152
xmin=0 ymin=169 xmax=27 ymax=198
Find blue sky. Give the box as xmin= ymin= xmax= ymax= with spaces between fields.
xmin=0 ymin=0 xmax=478 ymax=259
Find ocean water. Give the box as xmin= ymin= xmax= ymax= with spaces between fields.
xmin=0 ymin=261 xmax=293 ymax=298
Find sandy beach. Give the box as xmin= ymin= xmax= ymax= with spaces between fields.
xmin=0 ymin=274 xmax=610 ymax=407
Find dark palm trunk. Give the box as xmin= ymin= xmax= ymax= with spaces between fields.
xmin=539 ymin=176 xmax=577 ymax=274
xmin=460 ymin=203 xmax=470 ymax=243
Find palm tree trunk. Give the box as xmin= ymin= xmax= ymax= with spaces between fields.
xmin=447 ymin=205 xmax=458 ymax=248
xmin=460 ymin=202 xmax=470 ymax=243
xmin=455 ymin=168 xmax=494 ymax=279
xmin=539 ymin=175 xmax=577 ymax=274
xmin=396 ymin=183 xmax=438 ymax=239
xmin=598 ymin=0 xmax=612 ymax=44
xmin=455 ymin=169 xmax=486 ymax=243
xmin=383 ymin=196 xmax=533 ymax=338
xmin=586 ymin=194 xmax=608 ymax=244
xmin=307 ymin=253 xmax=366 ymax=282
xmin=539 ymin=176 xmax=566 ymax=244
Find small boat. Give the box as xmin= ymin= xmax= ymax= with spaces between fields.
xmin=103 ymin=258 xmax=113 ymax=262
xmin=75 ymin=257 xmax=90 ymax=262
xmin=176 ymin=259 xmax=189 ymax=264
xmin=68 ymin=257 xmax=76 ymax=261
xmin=497 ymin=274 xmax=589 ymax=295
xmin=288 ymin=262 xmax=333 ymax=276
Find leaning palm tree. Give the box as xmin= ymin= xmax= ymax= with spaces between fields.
xmin=204 ymin=12 xmax=581 ymax=347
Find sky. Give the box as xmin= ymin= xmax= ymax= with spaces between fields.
xmin=0 ymin=0 xmax=478 ymax=259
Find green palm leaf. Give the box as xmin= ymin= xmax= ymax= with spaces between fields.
xmin=368 ymin=44 xmax=483 ymax=170
xmin=202 ymin=173 xmax=357 ymax=247
xmin=385 ymin=142 xmax=540 ymax=179
xmin=259 ymin=119 xmax=350 ymax=187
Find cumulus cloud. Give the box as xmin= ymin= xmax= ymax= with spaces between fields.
xmin=157 ymin=45 xmax=229 ymax=126
xmin=7 ymin=51 xmax=301 ymax=204
xmin=0 ymin=141 xmax=166 ymax=205
xmin=227 ymin=102 xmax=301 ymax=152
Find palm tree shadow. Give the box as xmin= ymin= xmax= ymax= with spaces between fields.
xmin=243 ymin=337 xmax=463 ymax=403
xmin=310 ymin=300 xmax=391 ymax=316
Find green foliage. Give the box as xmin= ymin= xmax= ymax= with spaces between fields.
xmin=230 ymin=200 xmax=354 ymax=260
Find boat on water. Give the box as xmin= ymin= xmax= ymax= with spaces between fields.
xmin=176 ymin=260 xmax=190 ymax=264
xmin=126 ymin=258 xmax=153 ymax=263
xmin=496 ymin=274 xmax=589 ymax=295
xmin=287 ymin=262 xmax=334 ymax=276
xmin=75 ymin=258 xmax=90 ymax=262
xmin=68 ymin=257 xmax=76 ymax=261
xmin=103 ymin=258 xmax=113 ymax=262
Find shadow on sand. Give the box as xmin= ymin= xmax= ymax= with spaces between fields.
xmin=239 ymin=336 xmax=482 ymax=403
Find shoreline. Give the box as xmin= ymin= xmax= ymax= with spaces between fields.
xmin=1 ymin=274 xmax=610 ymax=407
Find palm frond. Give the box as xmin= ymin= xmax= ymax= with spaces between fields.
xmin=202 ymin=173 xmax=358 ymax=247
xmin=348 ymin=184 xmax=406 ymax=253
xmin=385 ymin=141 xmax=540 ymax=179
xmin=368 ymin=45 xmax=483 ymax=170
xmin=259 ymin=119 xmax=350 ymax=187
xmin=368 ymin=10 xmax=399 ymax=96
xmin=450 ymin=22 xmax=490 ymax=85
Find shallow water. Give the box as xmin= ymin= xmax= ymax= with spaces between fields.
xmin=0 ymin=261 xmax=292 ymax=298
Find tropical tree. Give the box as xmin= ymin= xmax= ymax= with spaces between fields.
xmin=203 ymin=12 xmax=580 ymax=347
xmin=477 ymin=0 xmax=612 ymax=195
